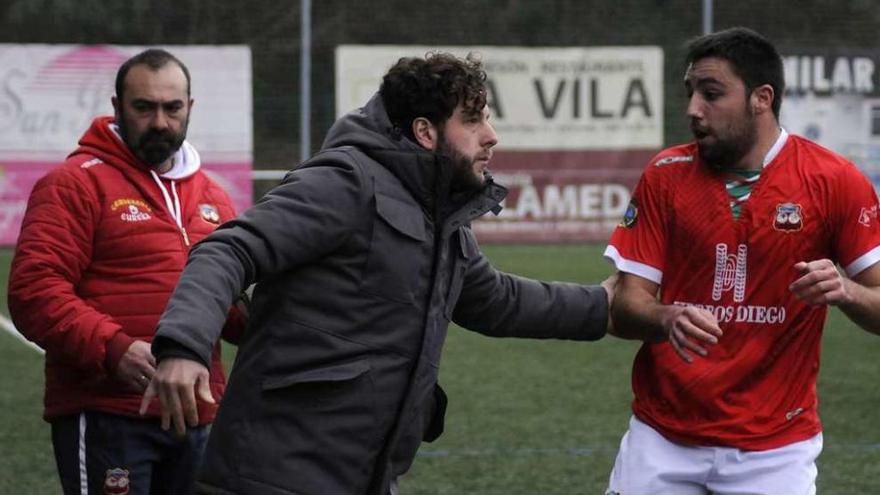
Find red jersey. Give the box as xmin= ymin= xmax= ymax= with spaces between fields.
xmin=605 ymin=132 xmax=880 ymax=450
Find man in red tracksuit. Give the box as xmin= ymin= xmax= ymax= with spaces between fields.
xmin=8 ymin=48 xmax=244 ymax=495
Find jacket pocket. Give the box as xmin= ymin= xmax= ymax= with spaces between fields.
xmin=243 ymin=359 xmax=380 ymax=493
xmin=360 ymin=191 xmax=426 ymax=305
xmin=261 ymin=359 xmax=370 ymax=390
xmin=423 ymin=383 xmax=448 ymax=442
xmin=444 ymin=229 xmax=475 ymax=320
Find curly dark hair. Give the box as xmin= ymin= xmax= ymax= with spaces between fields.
xmin=685 ymin=27 xmax=784 ymax=119
xmin=115 ymin=48 xmax=191 ymax=102
xmin=379 ymin=52 xmax=488 ymax=141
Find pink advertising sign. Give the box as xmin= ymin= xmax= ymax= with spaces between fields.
xmin=0 ymin=44 xmax=253 ymax=246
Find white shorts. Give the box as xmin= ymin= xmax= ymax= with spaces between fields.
xmin=606 ymin=416 xmax=822 ymax=495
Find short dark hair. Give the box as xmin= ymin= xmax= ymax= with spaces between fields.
xmin=685 ymin=27 xmax=784 ymax=118
xmin=379 ymin=52 xmax=488 ymax=140
xmin=115 ymin=48 xmax=191 ymax=102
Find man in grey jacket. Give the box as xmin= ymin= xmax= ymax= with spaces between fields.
xmin=143 ymin=52 xmax=613 ymax=495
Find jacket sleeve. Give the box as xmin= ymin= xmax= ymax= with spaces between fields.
xmin=8 ymin=166 xmax=132 ymax=374
xmin=451 ymin=229 xmax=608 ymax=341
xmin=219 ymin=292 xmax=249 ymax=345
xmin=154 ymin=152 xmax=367 ymax=366
xmin=207 ymin=183 xmax=250 ymax=346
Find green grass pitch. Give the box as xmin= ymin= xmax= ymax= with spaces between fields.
xmin=0 ymin=245 xmax=878 ymax=493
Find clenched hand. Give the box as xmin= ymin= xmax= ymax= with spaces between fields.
xmin=140 ymin=358 xmax=215 ymax=436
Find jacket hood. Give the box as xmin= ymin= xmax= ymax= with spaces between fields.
xmin=321 ymin=94 xmax=448 ymax=211
xmin=72 ymin=116 xmax=200 ymax=180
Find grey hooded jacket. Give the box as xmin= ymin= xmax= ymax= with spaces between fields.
xmin=153 ymin=94 xmax=609 ymax=495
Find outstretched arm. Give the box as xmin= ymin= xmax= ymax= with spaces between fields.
xmin=452 ymin=247 xmax=610 ymax=342
xmin=790 ymin=259 xmax=880 ymax=335
xmin=611 ymin=273 xmax=722 ymax=363
xmin=143 ymin=155 xmax=367 ymax=434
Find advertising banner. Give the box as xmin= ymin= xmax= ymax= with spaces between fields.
xmin=781 ymin=50 xmax=880 ymax=185
xmin=0 ymin=44 xmax=252 ymax=245
xmin=336 ymin=45 xmax=663 ymax=242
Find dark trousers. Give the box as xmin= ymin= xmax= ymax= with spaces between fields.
xmin=51 ymin=411 xmax=209 ymax=495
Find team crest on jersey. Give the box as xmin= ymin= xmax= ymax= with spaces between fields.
xmin=103 ymin=468 xmax=130 ymax=494
xmin=773 ymin=203 xmax=803 ymax=232
xmin=620 ymin=200 xmax=638 ymax=228
xmin=199 ymin=204 xmax=221 ymax=224
xmin=111 ymin=198 xmax=152 ymax=223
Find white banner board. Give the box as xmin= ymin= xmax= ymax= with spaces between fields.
xmin=335 ymin=45 xmax=662 ymax=242
xmin=0 ymin=44 xmax=252 ymax=161
xmin=336 ymin=45 xmax=663 ymax=151
xmin=0 ymin=44 xmax=253 ymax=245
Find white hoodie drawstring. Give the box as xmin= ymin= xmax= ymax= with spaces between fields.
xmin=150 ymin=170 xmax=190 ymax=246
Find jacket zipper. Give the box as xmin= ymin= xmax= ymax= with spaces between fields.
xmin=150 ymin=170 xmax=190 ymax=249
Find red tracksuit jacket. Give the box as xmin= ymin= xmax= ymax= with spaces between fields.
xmin=9 ymin=116 xmax=243 ymax=423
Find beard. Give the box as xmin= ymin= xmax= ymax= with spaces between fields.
xmin=117 ymin=110 xmax=188 ymax=168
xmin=693 ymin=105 xmax=758 ymax=171
xmin=436 ymin=135 xmax=486 ymax=193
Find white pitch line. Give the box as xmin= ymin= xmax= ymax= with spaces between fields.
xmin=0 ymin=313 xmax=44 ymax=354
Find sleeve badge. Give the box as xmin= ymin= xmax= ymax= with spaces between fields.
xmin=620 ymin=200 xmax=639 ymax=228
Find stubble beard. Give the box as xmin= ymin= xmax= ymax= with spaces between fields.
xmin=695 ymin=105 xmax=758 ymax=171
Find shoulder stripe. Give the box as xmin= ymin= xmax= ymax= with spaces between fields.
xmin=603 ymin=245 xmax=663 ymax=284
xmin=844 ymin=245 xmax=880 ymax=278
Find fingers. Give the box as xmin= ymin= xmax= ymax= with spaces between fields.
xmin=663 ymin=306 xmax=722 ymax=363
xmin=144 ymin=359 xmax=211 ymax=436
xmin=197 ymin=375 xmax=216 ymax=405
xmin=139 ymin=380 xmax=157 ymax=415
xmin=158 ymin=380 xmax=187 ymax=436
xmin=669 ymin=326 xmax=696 ymax=363
xmin=181 ymin=373 xmax=214 ymax=426
xmin=669 ymin=317 xmax=713 ymax=363
xmin=686 ymin=308 xmax=723 ymax=339
xmin=121 ymin=369 xmax=152 ymax=393
xmin=790 ymin=259 xmax=848 ymax=305
xmin=116 ymin=340 xmax=158 ymax=392
xmin=793 ymin=261 xmax=809 ymax=272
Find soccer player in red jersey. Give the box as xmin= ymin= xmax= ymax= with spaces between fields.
xmin=604 ymin=27 xmax=880 ymax=494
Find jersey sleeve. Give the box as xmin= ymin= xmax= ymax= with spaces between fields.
xmin=604 ymin=163 xmax=669 ymax=284
xmin=831 ymin=163 xmax=880 ymax=277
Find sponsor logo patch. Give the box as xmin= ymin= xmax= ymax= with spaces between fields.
xmin=654 ymin=155 xmax=694 ymax=167
xmin=80 ymin=158 xmax=103 ymax=169
xmin=785 ymin=407 xmax=805 ymax=421
xmin=773 ymin=203 xmax=803 ymax=232
xmin=858 ymin=205 xmax=878 ymax=227
xmin=199 ymin=203 xmax=221 ymax=224
xmin=111 ymin=198 xmax=152 ymax=223
xmin=103 ymin=468 xmax=130 ymax=495
xmin=712 ymin=243 xmax=747 ymax=302
xmin=620 ymin=200 xmax=638 ymax=228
